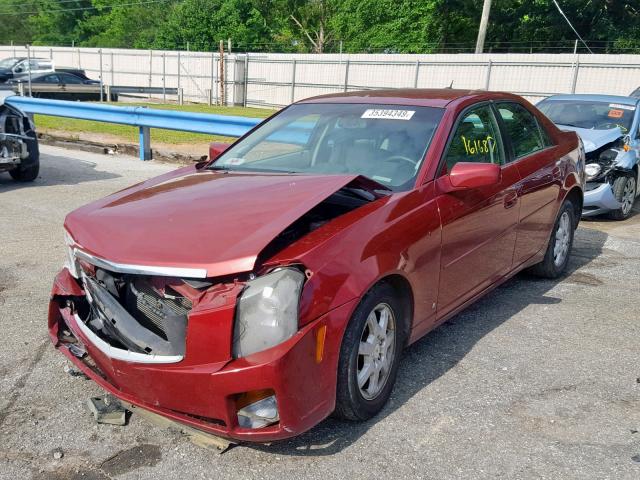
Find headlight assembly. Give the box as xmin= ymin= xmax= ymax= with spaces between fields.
xmin=64 ymin=229 xmax=80 ymax=279
xmin=585 ymin=163 xmax=602 ymax=180
xmin=232 ymin=267 xmax=305 ymax=358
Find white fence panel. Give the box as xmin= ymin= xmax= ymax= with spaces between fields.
xmin=1 ymin=46 xmax=639 ymax=108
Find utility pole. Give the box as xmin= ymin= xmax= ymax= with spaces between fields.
xmin=475 ymin=0 xmax=492 ymax=54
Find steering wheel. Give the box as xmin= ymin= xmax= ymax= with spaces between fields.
xmin=384 ymin=155 xmax=417 ymax=166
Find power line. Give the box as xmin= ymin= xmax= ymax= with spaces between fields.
xmin=0 ymin=0 xmax=94 ymax=6
xmin=551 ymin=0 xmax=593 ymax=54
xmin=0 ymin=0 xmax=172 ymax=15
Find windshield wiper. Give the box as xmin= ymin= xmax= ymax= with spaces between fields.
xmin=208 ymin=165 xmax=231 ymax=171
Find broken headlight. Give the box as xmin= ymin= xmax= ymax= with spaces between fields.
xmin=232 ymin=268 xmax=305 ymax=358
xmin=585 ymin=163 xmax=602 ymax=180
xmin=64 ymin=229 xmax=80 ymax=279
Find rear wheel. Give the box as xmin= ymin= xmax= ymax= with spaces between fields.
xmin=334 ymin=282 xmax=406 ymax=421
xmin=608 ymin=174 xmax=636 ymax=220
xmin=528 ymin=200 xmax=575 ymax=279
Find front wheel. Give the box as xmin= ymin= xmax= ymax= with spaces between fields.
xmin=608 ymin=174 xmax=636 ymax=220
xmin=528 ymin=200 xmax=575 ymax=279
xmin=9 ymin=132 xmax=39 ymax=182
xmin=334 ymin=282 xmax=406 ymax=421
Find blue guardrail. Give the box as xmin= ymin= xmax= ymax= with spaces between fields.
xmin=4 ymin=95 xmax=264 ymax=160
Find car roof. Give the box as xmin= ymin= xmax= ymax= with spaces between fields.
xmin=542 ymin=94 xmax=640 ymax=106
xmin=297 ymin=88 xmax=518 ymax=108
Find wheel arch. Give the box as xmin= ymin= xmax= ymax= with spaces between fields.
xmin=564 ymin=186 xmax=583 ymax=228
xmin=375 ymin=274 xmax=414 ymax=348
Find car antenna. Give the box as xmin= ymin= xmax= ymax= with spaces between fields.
xmin=446 ymin=80 xmax=454 ymax=89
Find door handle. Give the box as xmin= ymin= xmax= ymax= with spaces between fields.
xmin=504 ymin=191 xmax=518 ymax=209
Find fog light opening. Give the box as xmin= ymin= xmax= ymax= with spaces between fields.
xmin=236 ymin=389 xmax=279 ymax=429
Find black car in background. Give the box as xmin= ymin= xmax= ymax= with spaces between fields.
xmin=8 ymin=72 xmax=117 ymax=101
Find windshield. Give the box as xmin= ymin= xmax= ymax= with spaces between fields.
xmin=0 ymin=57 xmax=19 ymax=69
xmin=211 ymin=103 xmax=444 ymax=190
xmin=538 ymin=99 xmax=635 ymax=134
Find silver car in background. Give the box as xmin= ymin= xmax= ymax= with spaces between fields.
xmin=538 ymin=94 xmax=639 ymax=220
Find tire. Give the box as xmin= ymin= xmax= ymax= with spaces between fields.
xmin=334 ymin=282 xmax=407 ymax=421
xmin=528 ymin=200 xmax=575 ymax=279
xmin=9 ymin=132 xmax=39 ymax=182
xmin=607 ymin=174 xmax=636 ymax=220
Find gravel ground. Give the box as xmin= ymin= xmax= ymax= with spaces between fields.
xmin=1 ymin=146 xmax=639 ymax=480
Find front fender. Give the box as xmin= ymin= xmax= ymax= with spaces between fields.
xmin=613 ymin=150 xmax=638 ymax=171
xmin=270 ymin=185 xmax=442 ymax=334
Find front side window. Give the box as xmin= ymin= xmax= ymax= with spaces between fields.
xmin=13 ymin=60 xmax=26 ymax=72
xmin=496 ymin=102 xmax=547 ymax=159
xmin=443 ymin=105 xmax=505 ymax=172
xmin=211 ymin=103 xmax=444 ymax=190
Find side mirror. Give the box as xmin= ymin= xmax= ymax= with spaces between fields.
xmin=14 ymin=66 xmax=23 ymax=73
xmin=209 ymin=141 xmax=230 ymax=161
xmin=438 ymin=162 xmax=501 ymax=192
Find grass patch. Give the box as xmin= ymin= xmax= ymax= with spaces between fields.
xmin=34 ymin=102 xmax=275 ymax=145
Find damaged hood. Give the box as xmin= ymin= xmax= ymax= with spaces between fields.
xmin=557 ymin=125 xmax=623 ymax=153
xmin=65 ymin=167 xmax=371 ymax=278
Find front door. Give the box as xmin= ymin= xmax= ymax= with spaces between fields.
xmin=436 ymin=104 xmax=521 ymax=318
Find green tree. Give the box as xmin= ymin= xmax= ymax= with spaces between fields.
xmin=153 ymin=0 xmax=270 ymax=51
xmin=0 ymin=0 xmax=35 ymax=45
xmin=76 ymin=1 xmax=175 ymax=48
xmin=1 ymin=0 xmax=639 ymax=54
xmin=27 ymin=0 xmax=93 ymax=45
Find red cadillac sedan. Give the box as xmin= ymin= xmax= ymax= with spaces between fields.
xmin=49 ymin=89 xmax=584 ymax=443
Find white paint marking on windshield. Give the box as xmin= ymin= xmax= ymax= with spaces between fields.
xmin=361 ymin=109 xmax=416 ymax=120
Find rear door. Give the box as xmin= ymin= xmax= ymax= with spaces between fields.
xmin=436 ymin=103 xmax=521 ymax=318
xmin=494 ymin=102 xmax=560 ymax=266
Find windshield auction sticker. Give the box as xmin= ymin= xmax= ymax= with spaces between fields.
xmin=361 ymin=109 xmax=416 ymax=120
xmin=609 ymin=103 xmax=636 ymax=111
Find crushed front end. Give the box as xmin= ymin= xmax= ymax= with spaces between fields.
xmin=581 ymin=137 xmax=637 ymax=217
xmin=48 ymin=241 xmax=349 ymax=442
xmin=0 ymin=99 xmax=38 ymax=179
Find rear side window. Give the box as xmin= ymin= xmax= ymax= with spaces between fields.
xmin=496 ymin=103 xmax=548 ymax=160
xmin=443 ymin=105 xmax=505 ymax=172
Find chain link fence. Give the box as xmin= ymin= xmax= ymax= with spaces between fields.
xmin=1 ymin=46 xmax=639 ymax=108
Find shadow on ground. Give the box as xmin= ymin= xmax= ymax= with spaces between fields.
xmin=0 ymin=153 xmax=120 ymax=191
xmin=249 ymin=227 xmax=608 ymax=456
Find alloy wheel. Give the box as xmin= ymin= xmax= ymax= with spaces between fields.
xmin=553 ymin=211 xmax=571 ymax=268
xmin=621 ymin=177 xmax=636 ymax=216
xmin=357 ymin=303 xmax=396 ymax=401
